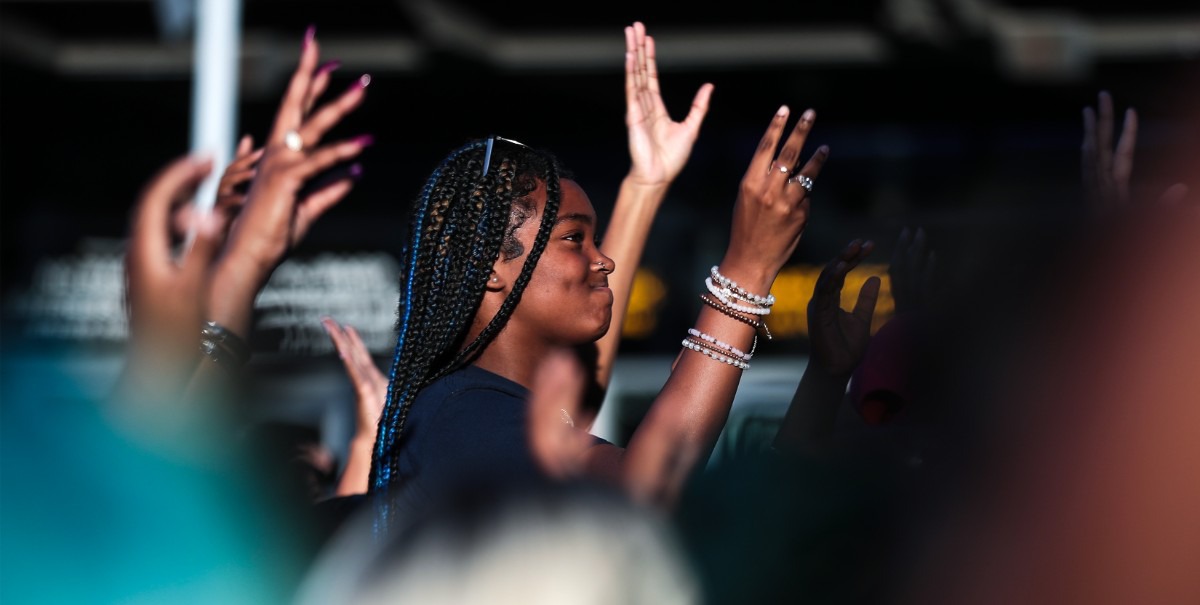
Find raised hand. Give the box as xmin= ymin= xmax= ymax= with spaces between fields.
xmin=1081 ymin=90 xmax=1136 ymax=212
xmin=206 ymin=25 xmax=371 ymax=340
xmin=809 ymin=239 xmax=882 ymax=379
xmin=624 ymin=21 xmax=713 ymax=188
xmin=214 ymin=134 xmax=264 ymax=214
xmin=527 ymin=347 xmax=598 ymax=481
xmin=721 ymin=105 xmax=828 ymax=289
xmin=593 ymin=22 xmax=713 ymax=388
xmin=888 ymin=226 xmax=936 ymax=318
xmin=224 ymin=28 xmax=370 ymax=279
xmin=118 ymin=154 xmax=227 ymax=402
xmin=322 ymin=316 xmax=386 ymax=496
xmin=168 ymin=135 xmax=262 ymax=242
xmin=1081 ymin=90 xmax=1189 ymax=212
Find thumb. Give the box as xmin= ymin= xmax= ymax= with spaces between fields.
xmin=180 ymin=210 xmax=225 ymax=280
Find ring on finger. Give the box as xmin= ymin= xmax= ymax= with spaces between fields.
xmin=284 ymin=129 xmax=304 ymax=152
xmin=788 ymin=174 xmax=814 ymax=192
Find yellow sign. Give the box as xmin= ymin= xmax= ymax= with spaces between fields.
xmin=622 ymin=264 xmax=895 ymax=340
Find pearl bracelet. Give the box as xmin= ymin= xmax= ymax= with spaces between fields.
xmin=710 ymin=265 xmax=775 ymax=307
xmin=680 ymin=338 xmax=750 ymax=370
xmin=688 ymin=328 xmax=753 ymax=360
xmin=705 ymin=278 xmax=772 ymax=315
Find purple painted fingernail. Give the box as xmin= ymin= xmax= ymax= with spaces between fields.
xmin=350 ymin=74 xmax=372 ymax=90
xmin=304 ymin=25 xmax=316 ymax=47
xmin=352 ymin=134 xmax=375 ymax=148
xmin=349 ymin=163 xmax=364 ymax=178
xmin=317 ymin=59 xmax=342 ymax=75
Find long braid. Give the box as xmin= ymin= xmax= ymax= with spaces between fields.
xmin=440 ymin=172 xmax=561 ymax=372
xmin=370 ymin=139 xmax=566 ymax=526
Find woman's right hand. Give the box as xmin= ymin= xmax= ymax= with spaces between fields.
xmin=719 ymin=105 xmax=829 ymax=291
xmin=218 ymin=26 xmax=371 ymax=285
xmin=206 ymin=26 xmax=371 ymax=337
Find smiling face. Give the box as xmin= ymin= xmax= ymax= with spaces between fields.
xmin=492 ymin=178 xmax=616 ymax=347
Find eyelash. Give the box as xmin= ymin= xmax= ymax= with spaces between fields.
xmin=561 ymin=231 xmax=602 ymax=247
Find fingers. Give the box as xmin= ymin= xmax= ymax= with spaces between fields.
xmin=527 ymin=347 xmax=590 ymax=479
xmin=773 ymin=108 xmax=816 ymax=178
xmin=748 ymin=105 xmax=792 ymax=179
xmin=1096 ymin=91 xmax=1115 ymax=181
xmin=131 ymin=154 xmax=214 ymax=271
xmin=297 ymin=136 xmax=371 ymax=182
xmin=235 ymin=133 xmax=253 ymax=157
xmin=852 ymin=276 xmax=882 ymax=326
xmin=304 ymin=59 xmax=341 ymax=114
xmin=683 ymin=83 xmax=714 ymax=131
xmin=642 ymin=29 xmax=662 ymax=104
xmin=293 ymin=173 xmax=358 ymax=243
xmin=1082 ymin=106 xmax=1098 ymax=198
xmin=344 ymin=324 xmax=385 ymax=390
xmin=814 ymin=239 xmax=869 ymax=312
xmin=1113 ymin=107 xmax=1137 ymax=204
xmin=179 ymin=210 xmax=225 ymax=283
xmin=1157 ymin=183 xmax=1190 ymax=206
xmin=218 ymin=166 xmax=258 ymax=194
xmin=270 ymin=25 xmax=321 ymax=143
xmin=793 ymin=145 xmax=830 ymax=184
xmin=322 ymin=316 xmax=365 ymax=384
xmin=299 ymin=75 xmax=370 ymax=146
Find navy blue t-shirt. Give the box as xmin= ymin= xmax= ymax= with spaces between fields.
xmin=387 ymin=364 xmax=611 ymax=513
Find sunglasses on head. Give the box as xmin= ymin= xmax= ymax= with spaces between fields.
xmin=481 ymin=135 xmax=531 ymax=178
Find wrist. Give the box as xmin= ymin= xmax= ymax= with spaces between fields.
xmin=713 ymin=259 xmax=776 ymax=299
xmin=206 ymin=262 xmax=264 ymax=337
xmin=349 ymin=433 xmax=376 ymax=453
xmin=619 ymin=174 xmax=671 ymax=201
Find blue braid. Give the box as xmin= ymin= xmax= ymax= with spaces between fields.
xmin=374 ymin=159 xmax=448 ymax=489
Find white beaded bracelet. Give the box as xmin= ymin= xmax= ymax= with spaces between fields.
xmin=681 ymin=338 xmax=750 ymax=370
xmin=705 ymin=278 xmax=772 ymax=316
xmin=710 ymin=265 xmax=775 ymax=307
xmin=687 ymin=328 xmax=753 ymax=360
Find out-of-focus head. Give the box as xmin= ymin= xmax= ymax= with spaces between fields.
xmin=298 ymin=482 xmax=701 ymax=605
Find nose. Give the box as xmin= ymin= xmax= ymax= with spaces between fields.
xmin=594 ymin=254 xmax=616 ymax=274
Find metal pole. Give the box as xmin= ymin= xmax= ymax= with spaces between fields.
xmin=190 ymin=0 xmax=241 ymax=215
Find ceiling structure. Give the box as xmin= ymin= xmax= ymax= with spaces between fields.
xmin=3 ymin=0 xmax=1198 ymax=87
xmin=2 ymin=0 xmax=1198 ymax=305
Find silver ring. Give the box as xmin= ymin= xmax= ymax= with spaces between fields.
xmin=777 ymin=164 xmax=789 ymax=174
xmin=789 ymin=174 xmax=814 ymax=192
xmin=284 ymin=129 xmax=304 ymax=152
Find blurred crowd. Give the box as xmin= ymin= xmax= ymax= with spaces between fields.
xmin=2 ymin=20 xmax=1198 ymax=605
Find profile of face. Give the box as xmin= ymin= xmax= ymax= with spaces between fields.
xmin=490 ymin=179 xmax=615 ymax=346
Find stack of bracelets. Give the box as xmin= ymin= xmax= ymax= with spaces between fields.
xmin=200 ymin=320 xmax=251 ymax=368
xmin=682 ymin=265 xmax=775 ymax=370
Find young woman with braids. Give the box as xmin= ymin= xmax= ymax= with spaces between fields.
xmin=324 ymin=21 xmax=714 ymax=498
xmin=367 ymin=97 xmax=826 ymax=527
xmin=359 ymin=30 xmax=829 ymax=530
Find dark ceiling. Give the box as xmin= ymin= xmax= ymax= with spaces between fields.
xmin=3 ymin=0 xmax=1199 ymax=295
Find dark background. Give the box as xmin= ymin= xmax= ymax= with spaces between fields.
xmin=3 ymin=0 xmax=1198 ymax=361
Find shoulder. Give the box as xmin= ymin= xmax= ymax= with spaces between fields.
xmin=424 ymin=365 xmax=528 ymax=404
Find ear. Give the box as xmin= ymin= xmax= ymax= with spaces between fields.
xmin=486 ymin=270 xmax=506 ymax=292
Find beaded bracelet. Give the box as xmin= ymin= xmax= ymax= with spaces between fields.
xmin=688 ymin=328 xmax=753 ymax=360
xmin=699 ymin=294 xmax=773 ymax=341
xmin=200 ymin=320 xmax=250 ymax=367
xmin=705 ymin=278 xmax=772 ymax=316
xmin=680 ymin=338 xmax=750 ymax=370
xmin=710 ymin=265 xmax=775 ymax=307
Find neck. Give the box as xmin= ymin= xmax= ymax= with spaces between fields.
xmin=471 ymin=335 xmax=550 ymax=389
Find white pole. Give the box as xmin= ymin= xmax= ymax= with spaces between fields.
xmin=190 ymin=0 xmax=241 ymax=215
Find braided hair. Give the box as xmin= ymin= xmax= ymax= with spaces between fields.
xmin=370 ymin=138 xmax=569 ymax=503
